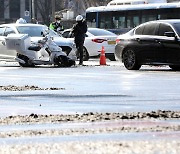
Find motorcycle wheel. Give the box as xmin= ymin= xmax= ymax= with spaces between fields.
xmin=17 ymin=54 xmax=35 ymax=67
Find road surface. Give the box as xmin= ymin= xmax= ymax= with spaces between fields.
xmin=0 ymin=60 xmax=179 ymax=116
xmin=0 ymin=60 xmax=179 ymax=154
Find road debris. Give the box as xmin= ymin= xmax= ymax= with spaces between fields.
xmin=0 ymin=85 xmax=65 ymax=91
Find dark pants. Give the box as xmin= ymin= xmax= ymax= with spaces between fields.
xmin=75 ymin=40 xmax=84 ymax=64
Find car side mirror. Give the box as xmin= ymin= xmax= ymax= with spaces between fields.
xmin=164 ymin=32 xmax=175 ymax=37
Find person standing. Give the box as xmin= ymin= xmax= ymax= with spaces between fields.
xmin=49 ymin=15 xmax=64 ymax=33
xmin=71 ymin=15 xmax=87 ymax=65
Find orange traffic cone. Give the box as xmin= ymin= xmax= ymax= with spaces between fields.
xmin=100 ymin=46 xmax=106 ymax=65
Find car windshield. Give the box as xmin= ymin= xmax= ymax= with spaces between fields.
xmin=16 ymin=25 xmax=58 ymax=37
xmin=173 ymin=23 xmax=180 ymax=37
xmin=88 ymin=29 xmax=116 ymax=36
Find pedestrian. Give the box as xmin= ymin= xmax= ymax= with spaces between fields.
xmin=71 ymin=15 xmax=87 ymax=65
xmin=49 ymin=15 xmax=64 ymax=33
xmin=31 ymin=18 xmax=38 ymax=24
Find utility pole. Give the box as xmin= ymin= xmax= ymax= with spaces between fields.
xmin=32 ymin=0 xmax=35 ymax=19
xmin=52 ymin=0 xmax=55 ymax=22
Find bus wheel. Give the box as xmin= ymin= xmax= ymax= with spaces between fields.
xmin=122 ymin=48 xmax=141 ymax=70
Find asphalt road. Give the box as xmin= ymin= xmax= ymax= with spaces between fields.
xmin=0 ymin=60 xmax=179 ymax=153
xmin=0 ymin=59 xmax=179 ymax=117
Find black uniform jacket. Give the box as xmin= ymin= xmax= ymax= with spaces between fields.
xmin=72 ymin=20 xmax=87 ymax=43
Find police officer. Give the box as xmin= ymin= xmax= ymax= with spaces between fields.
xmin=49 ymin=15 xmax=64 ymax=33
xmin=71 ymin=15 xmax=87 ymax=65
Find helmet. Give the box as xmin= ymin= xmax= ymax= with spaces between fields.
xmin=55 ymin=15 xmax=61 ymax=20
xmin=16 ymin=18 xmax=27 ymax=24
xmin=76 ymin=15 xmax=83 ymax=22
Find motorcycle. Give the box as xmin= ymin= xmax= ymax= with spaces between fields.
xmin=5 ymin=29 xmax=76 ymax=67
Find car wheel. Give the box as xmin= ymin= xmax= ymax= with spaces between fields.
xmin=108 ymin=55 xmax=116 ymax=61
xmin=76 ymin=47 xmax=89 ymax=61
xmin=17 ymin=54 xmax=35 ymax=67
xmin=122 ymin=48 xmax=141 ymax=70
xmin=169 ymin=65 xmax=180 ymax=71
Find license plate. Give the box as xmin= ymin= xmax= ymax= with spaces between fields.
xmin=108 ymin=40 xmax=116 ymax=45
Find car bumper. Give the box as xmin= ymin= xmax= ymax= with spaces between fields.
xmin=115 ymin=44 xmax=124 ymax=61
xmin=104 ymin=45 xmax=115 ymax=53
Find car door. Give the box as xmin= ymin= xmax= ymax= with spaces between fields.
xmin=134 ymin=22 xmax=159 ymax=63
xmin=0 ymin=27 xmax=6 ymax=59
xmin=157 ymin=23 xmax=180 ymax=63
xmin=0 ymin=26 xmax=16 ymax=60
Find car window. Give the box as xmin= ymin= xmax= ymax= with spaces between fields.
xmin=0 ymin=27 xmax=5 ymax=36
xmin=158 ymin=23 xmax=174 ymax=36
xmin=173 ymin=23 xmax=180 ymax=37
xmin=62 ymin=31 xmax=69 ymax=38
xmin=142 ymin=23 xmax=157 ymax=35
xmin=17 ymin=26 xmax=42 ymax=37
xmin=88 ymin=29 xmax=116 ymax=36
xmin=16 ymin=25 xmax=58 ymax=37
xmin=49 ymin=29 xmax=60 ymax=37
xmin=4 ymin=27 xmax=15 ymax=36
xmin=135 ymin=25 xmax=145 ymax=35
xmin=62 ymin=31 xmax=73 ymax=38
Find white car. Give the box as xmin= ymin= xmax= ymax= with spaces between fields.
xmin=62 ymin=28 xmax=117 ymax=61
xmin=0 ymin=23 xmax=76 ymax=61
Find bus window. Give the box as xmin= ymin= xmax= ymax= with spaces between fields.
xmin=142 ymin=14 xmax=156 ymax=23
xmin=141 ymin=10 xmax=157 ymax=23
xmin=127 ymin=11 xmax=140 ymax=28
xmin=99 ymin=12 xmax=112 ymax=29
xmin=112 ymin=11 xmax=126 ymax=29
xmin=159 ymin=8 xmax=180 ymax=19
xmin=133 ymin=16 xmax=140 ymax=27
xmin=119 ymin=16 xmax=126 ymax=28
xmin=127 ymin=16 xmax=140 ymax=28
xmin=86 ymin=12 xmax=97 ymax=28
xmin=127 ymin=18 xmax=131 ymax=28
xmin=112 ymin=16 xmax=126 ymax=29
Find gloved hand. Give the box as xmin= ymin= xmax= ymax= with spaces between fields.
xmin=57 ymin=27 xmax=61 ymax=32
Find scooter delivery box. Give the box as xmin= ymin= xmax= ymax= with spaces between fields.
xmin=5 ymin=34 xmax=31 ymax=53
